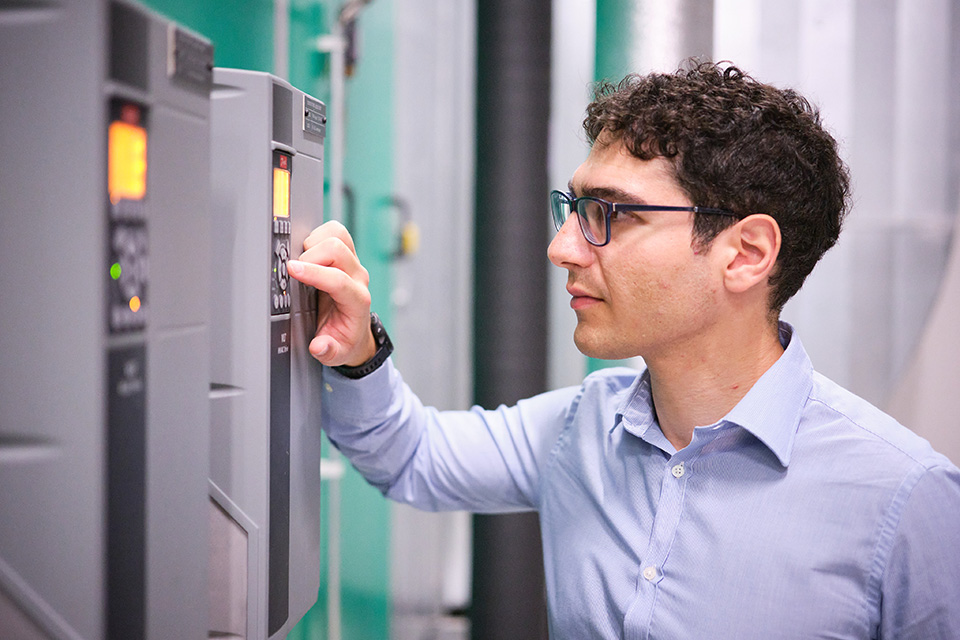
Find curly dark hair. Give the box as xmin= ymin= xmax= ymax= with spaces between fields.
xmin=584 ymin=60 xmax=851 ymax=313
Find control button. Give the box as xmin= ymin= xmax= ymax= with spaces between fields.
xmin=642 ymin=566 xmax=658 ymax=582
xmin=671 ymin=462 xmax=685 ymax=478
xmin=274 ymin=220 xmax=280 ymax=234
xmin=276 ymin=241 xmax=290 ymax=291
xmin=274 ymin=294 xmax=279 ymax=309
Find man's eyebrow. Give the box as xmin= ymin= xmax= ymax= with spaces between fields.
xmin=568 ymin=182 xmax=649 ymax=205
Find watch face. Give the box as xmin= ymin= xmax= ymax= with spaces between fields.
xmin=371 ymin=313 xmax=387 ymax=346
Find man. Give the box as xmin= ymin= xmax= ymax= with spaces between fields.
xmin=288 ymin=62 xmax=960 ymax=639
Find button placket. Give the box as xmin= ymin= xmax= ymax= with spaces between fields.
xmin=639 ymin=458 xmax=694 ymax=583
xmin=625 ymin=454 xmax=690 ymax=639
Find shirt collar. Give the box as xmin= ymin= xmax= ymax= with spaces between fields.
xmin=615 ymin=370 xmax=650 ymax=431
xmin=614 ymin=322 xmax=813 ymax=467
xmin=722 ymin=322 xmax=813 ymax=467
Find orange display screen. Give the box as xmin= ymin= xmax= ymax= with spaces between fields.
xmin=273 ymin=166 xmax=291 ymax=218
xmin=108 ymin=120 xmax=147 ymax=203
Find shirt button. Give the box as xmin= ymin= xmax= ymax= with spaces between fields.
xmin=642 ymin=566 xmax=658 ymax=581
xmin=671 ymin=462 xmax=685 ymax=478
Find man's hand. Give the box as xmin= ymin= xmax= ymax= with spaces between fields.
xmin=287 ymin=221 xmax=377 ymax=367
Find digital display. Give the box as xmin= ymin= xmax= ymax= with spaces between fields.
xmin=108 ymin=120 xmax=147 ymax=203
xmin=273 ymin=167 xmax=290 ymax=218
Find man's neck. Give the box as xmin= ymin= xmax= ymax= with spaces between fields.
xmin=646 ymin=319 xmax=784 ymax=451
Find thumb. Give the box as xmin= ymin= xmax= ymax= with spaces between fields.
xmin=309 ymin=335 xmax=338 ymax=364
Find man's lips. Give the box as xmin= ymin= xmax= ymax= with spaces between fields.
xmin=567 ymin=286 xmax=602 ymax=310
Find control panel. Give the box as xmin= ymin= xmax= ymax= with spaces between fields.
xmin=107 ymin=99 xmax=150 ymax=332
xmin=272 ymin=150 xmax=292 ymax=315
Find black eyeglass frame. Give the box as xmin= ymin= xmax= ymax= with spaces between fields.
xmin=550 ymin=189 xmax=739 ymax=247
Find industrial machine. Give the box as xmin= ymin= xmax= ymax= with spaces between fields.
xmin=0 ymin=1 xmax=213 ymax=637
xmin=208 ymin=69 xmax=325 ymax=640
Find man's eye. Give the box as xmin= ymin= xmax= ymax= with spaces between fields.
xmin=610 ymin=210 xmax=638 ymax=223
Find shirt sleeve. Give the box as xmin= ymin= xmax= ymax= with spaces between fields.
xmin=878 ymin=461 xmax=960 ymax=639
xmin=320 ymin=358 xmax=579 ymax=513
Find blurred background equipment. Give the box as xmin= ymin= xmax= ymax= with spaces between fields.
xmin=0 ymin=1 xmax=213 ymax=637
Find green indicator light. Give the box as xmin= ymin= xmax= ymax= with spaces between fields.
xmin=110 ymin=263 xmax=122 ymax=280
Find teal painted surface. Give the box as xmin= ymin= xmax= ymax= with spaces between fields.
xmin=344 ymin=2 xmax=397 ymax=329
xmin=338 ymin=4 xmax=395 ymax=633
xmin=141 ymin=0 xmax=273 ymax=71
xmin=594 ymin=0 xmax=635 ymax=84
xmin=289 ymin=0 xmax=330 ymax=90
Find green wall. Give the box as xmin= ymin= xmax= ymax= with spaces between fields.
xmin=142 ymin=1 xmax=394 ymax=638
xmin=143 ymin=0 xmax=274 ymax=71
xmin=595 ymin=0 xmax=635 ymax=84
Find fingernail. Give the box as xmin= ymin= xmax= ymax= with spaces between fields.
xmin=288 ymin=260 xmax=303 ymax=276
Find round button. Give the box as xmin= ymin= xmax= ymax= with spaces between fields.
xmin=276 ymin=242 xmax=290 ymax=291
xmin=642 ymin=566 xmax=658 ymax=581
xmin=671 ymin=462 xmax=685 ymax=478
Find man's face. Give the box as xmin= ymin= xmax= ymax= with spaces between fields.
xmin=547 ymin=138 xmax=723 ymax=361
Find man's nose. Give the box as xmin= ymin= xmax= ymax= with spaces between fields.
xmin=548 ymin=213 xmax=592 ymax=268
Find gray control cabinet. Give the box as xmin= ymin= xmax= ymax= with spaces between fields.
xmin=0 ymin=1 xmax=212 ymax=638
xmin=209 ymin=69 xmax=325 ymax=640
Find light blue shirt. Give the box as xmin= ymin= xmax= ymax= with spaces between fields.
xmin=322 ymin=324 xmax=960 ymax=639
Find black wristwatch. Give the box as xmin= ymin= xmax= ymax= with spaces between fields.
xmin=333 ymin=312 xmax=394 ymax=379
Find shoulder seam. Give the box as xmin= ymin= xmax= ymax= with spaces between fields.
xmin=806 ymin=394 xmax=932 ymax=470
xmin=863 ymin=464 xmax=931 ymax=632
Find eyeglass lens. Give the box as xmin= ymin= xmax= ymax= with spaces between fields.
xmin=551 ymin=192 xmax=607 ymax=245
xmin=550 ymin=191 xmax=570 ymax=230
xmin=577 ymin=199 xmax=606 ymax=244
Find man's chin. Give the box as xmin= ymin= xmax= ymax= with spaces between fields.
xmin=574 ymin=330 xmax=625 ymax=361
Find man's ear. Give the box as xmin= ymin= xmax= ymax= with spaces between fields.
xmin=720 ymin=214 xmax=781 ymax=294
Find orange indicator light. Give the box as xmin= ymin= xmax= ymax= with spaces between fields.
xmin=129 ymin=296 xmax=142 ymax=313
xmin=109 ymin=120 xmax=147 ymax=204
xmin=273 ymin=167 xmax=290 ymax=218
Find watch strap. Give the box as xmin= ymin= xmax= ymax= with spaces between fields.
xmin=332 ymin=312 xmax=394 ymax=379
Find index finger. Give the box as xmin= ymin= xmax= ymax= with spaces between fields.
xmin=297 ymin=235 xmax=369 ymax=285
xmin=303 ymin=220 xmax=357 ymax=255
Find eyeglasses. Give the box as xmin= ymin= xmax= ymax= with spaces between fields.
xmin=550 ymin=190 xmax=738 ymax=247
